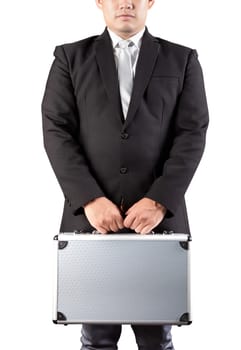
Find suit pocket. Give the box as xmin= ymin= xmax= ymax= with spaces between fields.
xmin=148 ymin=76 xmax=179 ymax=100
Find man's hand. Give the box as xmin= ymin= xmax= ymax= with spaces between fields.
xmin=84 ymin=197 xmax=124 ymax=234
xmin=123 ymin=197 xmax=167 ymax=234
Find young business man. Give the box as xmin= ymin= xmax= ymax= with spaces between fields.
xmin=42 ymin=0 xmax=209 ymax=349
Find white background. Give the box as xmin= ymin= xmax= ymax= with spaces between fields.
xmin=1 ymin=1 xmax=241 ymax=349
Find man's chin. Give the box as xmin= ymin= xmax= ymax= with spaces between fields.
xmin=116 ymin=25 xmax=136 ymax=36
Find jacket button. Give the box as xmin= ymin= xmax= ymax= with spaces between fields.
xmin=121 ymin=132 xmax=129 ymax=139
xmin=120 ymin=167 xmax=128 ymax=174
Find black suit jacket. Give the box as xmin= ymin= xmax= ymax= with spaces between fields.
xmin=41 ymin=28 xmax=209 ymax=234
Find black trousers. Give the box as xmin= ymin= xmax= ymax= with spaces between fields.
xmin=80 ymin=324 xmax=174 ymax=350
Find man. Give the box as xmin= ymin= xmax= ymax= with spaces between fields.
xmin=42 ymin=0 xmax=209 ymax=349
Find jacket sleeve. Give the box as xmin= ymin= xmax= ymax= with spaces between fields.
xmin=145 ymin=49 xmax=209 ymax=217
xmin=41 ymin=45 xmax=105 ymax=215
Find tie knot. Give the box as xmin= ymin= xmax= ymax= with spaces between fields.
xmin=117 ymin=40 xmax=133 ymax=49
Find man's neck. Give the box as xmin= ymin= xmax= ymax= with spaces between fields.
xmin=107 ymin=27 xmax=145 ymax=50
xmin=107 ymin=27 xmax=145 ymax=40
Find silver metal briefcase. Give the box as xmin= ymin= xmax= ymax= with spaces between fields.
xmin=53 ymin=232 xmax=191 ymax=325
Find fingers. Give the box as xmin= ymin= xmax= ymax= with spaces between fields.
xmin=124 ymin=204 xmax=150 ymax=232
xmin=96 ymin=226 xmax=108 ymax=234
xmin=135 ymin=224 xmax=153 ymax=235
xmin=109 ymin=215 xmax=124 ymax=232
xmin=93 ymin=212 xmax=124 ymax=233
xmin=123 ymin=211 xmax=136 ymax=229
xmin=124 ymin=198 xmax=166 ymax=234
xmin=84 ymin=197 xmax=124 ymax=233
xmin=124 ymin=213 xmax=153 ymax=234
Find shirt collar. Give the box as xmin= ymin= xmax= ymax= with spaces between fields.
xmin=107 ymin=27 xmax=145 ymax=49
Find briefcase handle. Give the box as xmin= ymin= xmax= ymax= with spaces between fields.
xmin=74 ymin=230 xmax=175 ymax=235
xmin=91 ymin=230 xmax=175 ymax=235
xmin=91 ymin=230 xmax=156 ymax=235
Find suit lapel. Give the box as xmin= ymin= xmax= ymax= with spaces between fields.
xmin=123 ymin=29 xmax=160 ymax=129
xmin=94 ymin=29 xmax=124 ymax=124
xmin=94 ymin=28 xmax=160 ymax=127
